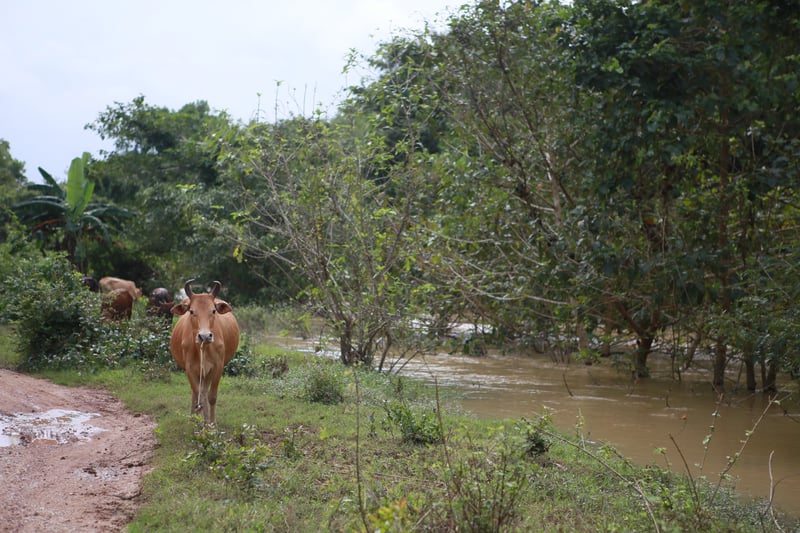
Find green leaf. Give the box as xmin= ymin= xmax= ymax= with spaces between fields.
xmin=65 ymin=152 xmax=93 ymax=219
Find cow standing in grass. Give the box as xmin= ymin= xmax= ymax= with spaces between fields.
xmin=101 ymin=288 xmax=134 ymax=320
xmin=98 ymin=276 xmax=142 ymax=320
xmin=148 ymin=287 xmax=174 ymax=326
xmin=99 ymin=276 xmax=142 ymax=301
xmin=169 ymin=280 xmax=239 ymax=425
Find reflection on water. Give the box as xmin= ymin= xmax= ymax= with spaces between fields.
xmin=268 ymin=336 xmax=800 ymax=515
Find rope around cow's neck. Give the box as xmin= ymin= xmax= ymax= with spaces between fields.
xmin=197 ymin=341 xmax=207 ymax=412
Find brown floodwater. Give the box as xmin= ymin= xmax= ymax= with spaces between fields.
xmin=267 ymin=335 xmax=800 ymax=515
xmin=400 ymin=350 xmax=800 ymax=516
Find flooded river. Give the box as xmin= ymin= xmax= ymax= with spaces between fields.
xmin=269 ymin=336 xmax=800 ymax=515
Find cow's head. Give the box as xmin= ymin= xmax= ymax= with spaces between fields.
xmin=171 ymin=279 xmax=233 ymax=344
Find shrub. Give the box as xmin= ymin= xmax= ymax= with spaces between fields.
xmin=3 ymin=254 xmax=100 ymax=370
xmin=517 ymin=417 xmax=552 ymax=458
xmin=187 ymin=424 xmax=272 ymax=495
xmin=446 ymin=443 xmax=529 ymax=532
xmin=382 ymin=400 xmax=442 ymax=445
xmin=304 ymin=363 xmax=345 ymax=404
xmin=260 ymin=352 xmax=290 ymax=378
xmin=224 ymin=334 xmax=256 ymax=377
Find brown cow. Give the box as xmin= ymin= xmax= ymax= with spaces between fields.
xmin=99 ymin=276 xmax=142 ymax=301
xmin=147 ymin=287 xmax=174 ymax=326
xmin=169 ymin=280 xmax=240 ymax=425
xmin=101 ymin=288 xmax=134 ymax=321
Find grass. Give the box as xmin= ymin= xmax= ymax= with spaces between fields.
xmin=0 ymin=325 xmax=22 ymax=368
xmin=0 ymin=329 xmax=796 ymax=531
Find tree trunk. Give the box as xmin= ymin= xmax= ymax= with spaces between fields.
xmin=712 ymin=343 xmax=727 ymax=391
xmin=634 ymin=336 xmax=653 ymax=379
xmin=763 ymin=361 xmax=778 ymax=393
xmin=744 ymin=350 xmax=757 ymax=392
xmin=713 ymin=65 xmax=732 ymax=392
xmin=339 ymin=318 xmax=355 ymax=365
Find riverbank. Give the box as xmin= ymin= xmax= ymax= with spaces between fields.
xmin=3 ymin=339 xmax=795 ymax=531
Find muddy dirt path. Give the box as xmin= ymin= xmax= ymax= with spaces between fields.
xmin=0 ymin=369 xmax=156 ymax=532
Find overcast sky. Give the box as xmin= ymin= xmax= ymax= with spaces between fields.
xmin=1 ymin=1 xmax=460 ymax=181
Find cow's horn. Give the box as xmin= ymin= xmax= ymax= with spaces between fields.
xmin=210 ymin=281 xmax=222 ymax=297
xmin=184 ymin=279 xmax=195 ymax=297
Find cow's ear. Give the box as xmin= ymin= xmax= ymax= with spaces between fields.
xmin=171 ymin=301 xmax=189 ymax=316
xmin=215 ymin=300 xmax=233 ymax=315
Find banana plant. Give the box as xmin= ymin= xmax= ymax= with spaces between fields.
xmin=14 ymin=152 xmax=132 ymax=270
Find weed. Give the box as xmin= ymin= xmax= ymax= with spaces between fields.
xmin=365 ymin=498 xmax=411 ymax=532
xmin=304 ymin=363 xmax=345 ymax=404
xmin=224 ymin=335 xmax=256 ymax=377
xmin=382 ymin=400 xmax=442 ymax=445
xmin=187 ymin=424 xmax=272 ymax=495
xmin=260 ymin=352 xmax=290 ymax=378
xmin=517 ymin=414 xmax=553 ymax=458
xmin=446 ymin=443 xmax=530 ymax=532
xmin=281 ymin=426 xmax=303 ymax=460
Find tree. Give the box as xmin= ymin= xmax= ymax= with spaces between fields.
xmin=86 ymin=96 xmax=231 ymax=202
xmin=13 ymin=153 xmax=132 ymax=271
xmin=0 ymin=138 xmax=26 ymax=189
xmin=0 ymin=139 xmax=29 ymax=241
xmin=563 ymin=0 xmax=800 ymax=386
xmin=83 ymin=96 xmax=274 ymax=297
xmin=225 ymin=108 xmax=433 ymax=368
xmin=402 ymin=1 xmax=585 ymax=352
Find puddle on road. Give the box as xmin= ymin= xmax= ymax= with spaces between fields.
xmin=0 ymin=409 xmax=106 ymax=447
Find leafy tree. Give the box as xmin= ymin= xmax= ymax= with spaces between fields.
xmin=398 ymin=1 xmax=586 ymax=351
xmin=564 ymin=0 xmax=800 ymax=383
xmin=84 ymin=96 xmax=270 ymax=298
xmin=0 ymin=139 xmax=29 ymax=242
xmin=225 ymin=111 xmax=433 ymax=367
xmin=86 ymin=96 xmax=231 ymax=201
xmin=0 ymin=138 xmax=26 ymax=189
xmin=346 ymin=34 xmax=448 ymax=178
xmin=13 ymin=153 xmax=132 ymax=271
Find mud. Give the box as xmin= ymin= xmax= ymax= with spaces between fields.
xmin=0 ymin=369 xmax=156 ymax=532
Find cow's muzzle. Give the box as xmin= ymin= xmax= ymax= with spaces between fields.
xmin=197 ymin=332 xmax=214 ymax=344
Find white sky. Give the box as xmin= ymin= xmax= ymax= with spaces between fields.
xmin=1 ymin=0 xmax=460 ymax=181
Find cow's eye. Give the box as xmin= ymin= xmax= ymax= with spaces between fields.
xmin=211 ymin=309 xmax=217 ymax=315
xmin=189 ymin=309 xmax=195 ymax=315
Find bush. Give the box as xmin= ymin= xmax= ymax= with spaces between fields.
xmin=187 ymin=424 xmax=272 ymax=495
xmin=2 ymin=252 xmax=175 ymax=373
xmin=224 ymin=334 xmax=256 ymax=377
xmin=304 ymin=363 xmax=345 ymax=404
xmin=446 ymin=441 xmax=529 ymax=531
xmin=2 ymin=254 xmax=100 ymax=370
xmin=259 ymin=352 xmax=290 ymax=378
xmin=382 ymin=400 xmax=443 ymax=445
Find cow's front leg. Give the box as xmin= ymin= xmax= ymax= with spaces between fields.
xmin=186 ymin=370 xmax=202 ymax=417
xmin=207 ymin=369 xmax=224 ymax=425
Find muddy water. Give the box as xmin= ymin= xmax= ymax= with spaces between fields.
xmin=401 ymin=351 xmax=800 ymax=515
xmin=268 ymin=336 xmax=800 ymax=515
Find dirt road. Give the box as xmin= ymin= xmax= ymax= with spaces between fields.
xmin=0 ymin=369 xmax=156 ymax=532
